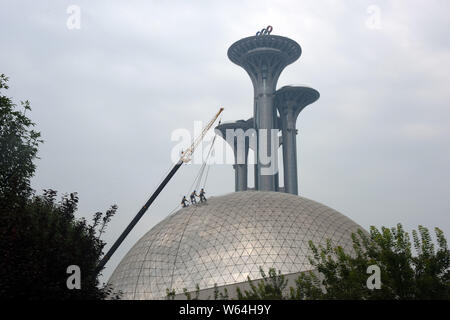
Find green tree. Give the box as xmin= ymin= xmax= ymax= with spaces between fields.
xmin=235 ymin=225 xmax=449 ymax=300
xmin=0 ymin=74 xmax=42 ymax=206
xmin=236 ymin=268 xmax=287 ymax=300
xmin=291 ymin=224 xmax=450 ymax=300
xmin=0 ymin=75 xmax=119 ymax=299
xmin=0 ymin=190 xmax=119 ymax=299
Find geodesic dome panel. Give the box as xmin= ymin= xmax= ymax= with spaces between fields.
xmin=108 ymin=191 xmax=363 ymax=299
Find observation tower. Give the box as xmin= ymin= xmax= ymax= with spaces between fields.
xmin=227 ymin=30 xmax=302 ymax=191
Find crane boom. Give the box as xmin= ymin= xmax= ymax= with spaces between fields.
xmin=180 ymin=107 xmax=224 ymax=163
xmin=96 ymin=107 xmax=224 ymax=274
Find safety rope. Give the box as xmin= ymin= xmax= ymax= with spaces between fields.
xmin=201 ymin=157 xmax=212 ymax=190
xmin=168 ymin=202 xmax=201 ymax=291
xmin=167 ymin=130 xmax=220 ymax=292
xmin=169 ymin=121 xmax=221 ymax=216
xmin=186 ymin=134 xmax=217 ymax=197
xmin=201 ymin=134 xmax=217 ymax=183
xmin=132 ymin=208 xmax=179 ymax=298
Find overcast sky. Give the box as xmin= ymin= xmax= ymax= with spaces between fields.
xmin=1 ymin=0 xmax=450 ymax=282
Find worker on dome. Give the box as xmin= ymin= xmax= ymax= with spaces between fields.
xmin=181 ymin=196 xmax=189 ymax=208
xmin=190 ymin=191 xmax=198 ymax=204
xmin=199 ymin=188 xmax=207 ymax=203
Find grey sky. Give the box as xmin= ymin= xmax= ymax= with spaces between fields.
xmin=1 ymin=0 xmax=449 ymax=283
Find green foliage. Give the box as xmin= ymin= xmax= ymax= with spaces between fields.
xmin=289 ymin=271 xmax=323 ymax=300
xmin=0 ymin=189 xmax=119 ymax=299
xmin=166 ymin=288 xmax=176 ymax=300
xmin=165 ymin=283 xmax=229 ymax=300
xmin=0 ymin=75 xmax=119 ymax=299
xmin=236 ymin=267 xmax=287 ymax=300
xmin=183 ymin=284 xmax=200 ymax=300
xmin=213 ymin=283 xmax=229 ymax=300
xmin=0 ymin=74 xmax=42 ymax=205
xmin=294 ymin=224 xmax=450 ymax=300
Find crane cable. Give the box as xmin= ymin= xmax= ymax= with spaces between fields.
xmin=168 ymin=196 xmax=201 ymax=290
xmin=201 ymin=158 xmax=212 ymax=190
xmin=166 ymin=127 xmax=220 ymax=216
xmin=168 ymin=131 xmax=220 ymax=288
xmin=196 ymin=133 xmax=218 ymax=191
xmin=186 ymin=131 xmax=218 ymax=196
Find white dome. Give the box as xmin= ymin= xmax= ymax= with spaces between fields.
xmin=108 ymin=191 xmax=363 ymax=299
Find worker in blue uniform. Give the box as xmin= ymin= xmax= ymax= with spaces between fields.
xmin=181 ymin=196 xmax=189 ymax=208
xmin=190 ymin=191 xmax=198 ymax=204
xmin=199 ymin=188 xmax=207 ymax=203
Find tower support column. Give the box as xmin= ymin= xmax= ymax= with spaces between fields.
xmin=216 ymin=121 xmax=251 ymax=192
xmin=255 ymin=85 xmax=278 ymax=191
xmin=280 ymin=110 xmax=298 ymax=195
xmin=275 ymin=86 xmax=320 ymax=195
xmin=235 ymin=164 xmax=248 ymax=191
